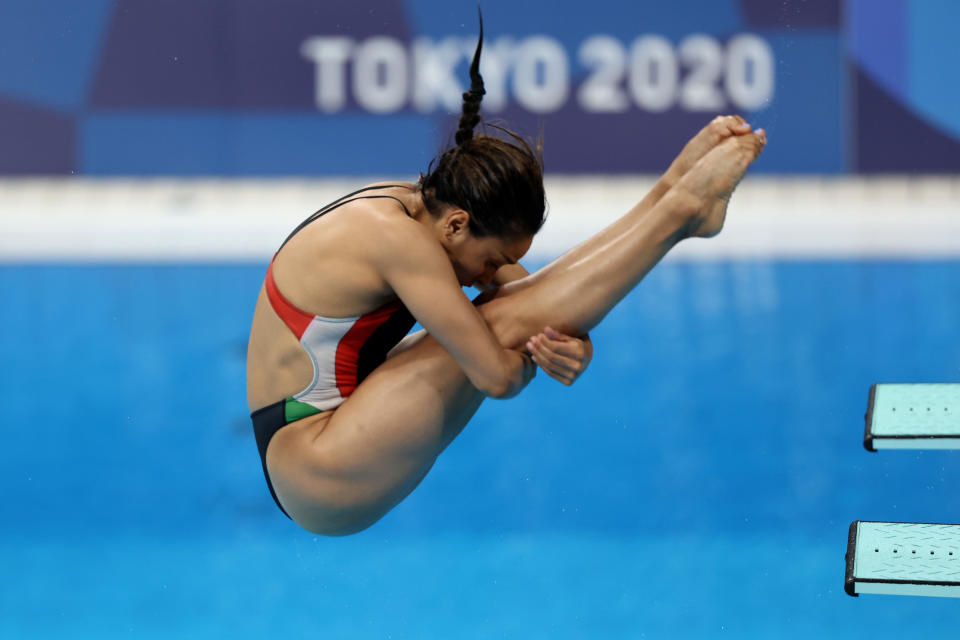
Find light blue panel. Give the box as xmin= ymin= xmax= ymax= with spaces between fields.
xmin=0 ymin=0 xmax=114 ymax=110
xmin=872 ymin=385 xmax=960 ymax=438
xmin=747 ymin=32 xmax=847 ymax=173
xmin=852 ymin=521 xmax=960 ymax=597
xmin=846 ymin=0 xmax=907 ymax=101
xmin=82 ymin=112 xmax=438 ymax=175
xmin=908 ymin=0 xmax=960 ymax=140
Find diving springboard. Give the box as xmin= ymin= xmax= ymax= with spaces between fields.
xmin=864 ymin=384 xmax=960 ymax=451
xmin=845 ymin=521 xmax=960 ymax=598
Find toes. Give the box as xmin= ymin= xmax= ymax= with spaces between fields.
xmin=746 ymin=130 xmax=767 ymax=158
xmin=713 ymin=115 xmax=752 ymax=138
xmin=729 ymin=114 xmax=751 ymax=133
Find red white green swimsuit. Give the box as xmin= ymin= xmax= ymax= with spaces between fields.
xmin=263 ymin=260 xmax=414 ymax=413
xmin=251 ymin=185 xmax=417 ymax=517
xmin=266 ymin=184 xmax=416 ymax=414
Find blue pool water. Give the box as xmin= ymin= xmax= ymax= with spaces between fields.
xmin=1 ymin=260 xmax=959 ymax=638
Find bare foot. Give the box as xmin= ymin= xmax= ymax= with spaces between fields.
xmin=674 ymin=129 xmax=767 ymax=238
xmin=664 ymin=115 xmax=754 ymax=186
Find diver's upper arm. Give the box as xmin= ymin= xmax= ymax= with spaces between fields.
xmin=375 ymin=223 xmax=516 ymax=397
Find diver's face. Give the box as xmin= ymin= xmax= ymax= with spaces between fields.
xmin=437 ymin=207 xmax=533 ymax=288
xmin=450 ymin=231 xmax=533 ymax=289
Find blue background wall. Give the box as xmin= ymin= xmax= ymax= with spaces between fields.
xmin=1 ymin=0 xmax=959 ymax=175
xmin=2 ymin=261 xmax=959 ymax=637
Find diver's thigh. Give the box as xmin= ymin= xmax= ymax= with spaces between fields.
xmin=266 ymin=334 xmax=483 ymax=534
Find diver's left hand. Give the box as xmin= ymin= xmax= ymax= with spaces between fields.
xmin=525 ymin=327 xmax=593 ymax=386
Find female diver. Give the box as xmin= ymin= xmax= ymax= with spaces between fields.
xmin=246 ymin=24 xmax=766 ymax=536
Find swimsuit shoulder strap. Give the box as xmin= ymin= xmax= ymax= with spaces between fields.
xmin=277 ymin=184 xmax=413 ymax=251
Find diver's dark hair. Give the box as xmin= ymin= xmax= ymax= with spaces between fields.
xmin=418 ymin=8 xmax=546 ymax=239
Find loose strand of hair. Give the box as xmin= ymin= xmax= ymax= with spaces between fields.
xmin=484 ymin=121 xmax=544 ymax=171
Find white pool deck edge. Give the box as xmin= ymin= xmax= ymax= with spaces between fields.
xmin=1 ymin=175 xmax=958 ymax=262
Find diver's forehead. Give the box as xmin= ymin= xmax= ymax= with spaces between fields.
xmin=503 ymin=235 xmax=533 ymax=262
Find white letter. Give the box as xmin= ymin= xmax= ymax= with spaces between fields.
xmin=678 ymin=34 xmax=725 ymax=111
xmin=512 ymin=36 xmax=569 ymax=113
xmin=353 ymin=37 xmax=408 ymax=114
xmin=725 ymin=34 xmax=775 ymax=111
xmin=578 ymin=35 xmax=629 ymax=113
xmin=300 ymin=36 xmax=354 ymax=112
xmin=411 ymin=37 xmax=464 ymax=113
xmin=628 ymin=35 xmax=679 ymax=113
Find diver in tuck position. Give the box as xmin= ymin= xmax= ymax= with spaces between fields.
xmin=246 ymin=18 xmax=766 ymax=535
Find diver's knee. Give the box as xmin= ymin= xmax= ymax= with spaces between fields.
xmin=476 ymin=294 xmax=531 ymax=349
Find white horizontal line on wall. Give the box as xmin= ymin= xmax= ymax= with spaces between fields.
xmin=1 ymin=176 xmax=959 ymax=262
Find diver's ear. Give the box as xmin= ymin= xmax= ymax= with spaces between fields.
xmin=443 ymin=209 xmax=471 ymax=241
